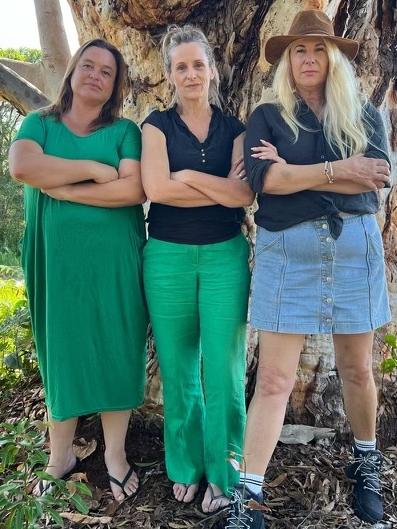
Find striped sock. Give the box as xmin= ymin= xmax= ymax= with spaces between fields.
xmin=354 ymin=437 xmax=377 ymax=452
xmin=239 ymin=471 xmax=263 ymax=495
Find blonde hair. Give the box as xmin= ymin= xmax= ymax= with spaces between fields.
xmin=161 ymin=24 xmax=222 ymax=108
xmin=272 ymin=39 xmax=369 ymax=158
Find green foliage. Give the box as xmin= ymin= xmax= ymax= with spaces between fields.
xmin=380 ymin=333 xmax=397 ymax=376
xmin=0 ymin=102 xmax=24 ymax=257
xmin=0 ymin=48 xmax=42 ymax=63
xmin=0 ymin=276 xmax=35 ymax=385
xmin=0 ymin=419 xmax=92 ymax=529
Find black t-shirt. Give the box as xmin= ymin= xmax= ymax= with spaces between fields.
xmin=142 ymin=105 xmax=245 ymax=244
xmin=244 ymin=101 xmax=390 ymax=238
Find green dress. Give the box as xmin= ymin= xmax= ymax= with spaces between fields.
xmin=15 ymin=112 xmax=148 ymax=421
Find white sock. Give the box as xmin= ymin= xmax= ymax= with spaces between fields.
xmin=354 ymin=437 xmax=377 ymax=452
xmin=239 ymin=471 xmax=263 ymax=495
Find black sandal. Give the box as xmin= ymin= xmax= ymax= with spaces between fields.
xmin=35 ymin=457 xmax=80 ymax=496
xmin=108 ymin=466 xmax=139 ymax=499
xmin=202 ymin=483 xmax=230 ymax=513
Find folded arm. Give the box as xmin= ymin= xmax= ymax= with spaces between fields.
xmin=172 ymin=133 xmax=255 ymax=207
xmin=9 ymin=139 xmax=117 ymax=188
xmin=141 ymin=123 xmax=217 ymax=207
xmin=44 ymin=159 xmax=146 ymax=207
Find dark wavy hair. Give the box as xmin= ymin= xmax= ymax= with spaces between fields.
xmin=42 ymin=39 xmax=126 ymax=130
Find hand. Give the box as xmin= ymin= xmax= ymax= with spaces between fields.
xmin=93 ymin=162 xmax=118 ymax=184
xmin=228 ymin=157 xmax=246 ymax=180
xmin=251 ymin=140 xmax=286 ymax=164
xmin=42 ymin=185 xmax=71 ymax=201
xmin=333 ymin=154 xmax=390 ymax=191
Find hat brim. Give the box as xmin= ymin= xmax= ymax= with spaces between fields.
xmin=265 ymin=34 xmax=359 ymax=64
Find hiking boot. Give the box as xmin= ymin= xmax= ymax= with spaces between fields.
xmin=345 ymin=448 xmax=384 ymax=523
xmin=224 ymin=484 xmax=266 ymax=529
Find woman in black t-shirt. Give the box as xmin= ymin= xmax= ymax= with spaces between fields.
xmin=141 ymin=24 xmax=254 ymax=513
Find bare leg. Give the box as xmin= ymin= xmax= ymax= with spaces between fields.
xmin=33 ymin=412 xmax=78 ymax=495
xmin=243 ymin=332 xmax=304 ymax=475
xmin=333 ymin=332 xmax=377 ymax=440
xmin=101 ymin=410 xmax=138 ymax=501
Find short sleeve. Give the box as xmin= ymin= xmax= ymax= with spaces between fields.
xmin=141 ymin=110 xmax=166 ymax=134
xmin=119 ymin=119 xmax=142 ymax=161
xmin=14 ymin=111 xmax=46 ymax=147
xmin=244 ymin=104 xmax=277 ymax=194
xmin=228 ymin=115 xmax=245 ymax=139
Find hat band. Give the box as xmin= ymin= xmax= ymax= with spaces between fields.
xmin=291 ymin=29 xmax=335 ymax=37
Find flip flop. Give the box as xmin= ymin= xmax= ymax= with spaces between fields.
xmin=35 ymin=457 xmax=80 ymax=496
xmin=108 ymin=466 xmax=139 ymax=500
xmin=202 ymin=483 xmax=230 ymax=513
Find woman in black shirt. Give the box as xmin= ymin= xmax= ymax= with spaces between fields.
xmin=141 ymin=25 xmax=254 ymax=513
xmin=226 ymin=8 xmax=391 ymax=529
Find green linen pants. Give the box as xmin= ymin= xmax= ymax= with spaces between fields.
xmin=143 ymin=233 xmax=250 ymax=494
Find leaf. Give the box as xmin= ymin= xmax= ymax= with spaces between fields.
xmin=384 ymin=333 xmax=397 ymax=348
xmin=267 ymin=472 xmax=288 ymax=488
xmin=380 ymin=358 xmax=397 ymax=374
xmin=60 ymin=512 xmax=112 ymax=524
xmin=73 ymin=438 xmax=97 ymax=461
xmin=69 ymin=493 xmax=90 ymax=514
xmin=48 ymin=508 xmax=64 ymax=527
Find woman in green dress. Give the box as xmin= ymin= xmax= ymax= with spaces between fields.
xmin=8 ymin=39 xmax=148 ymax=500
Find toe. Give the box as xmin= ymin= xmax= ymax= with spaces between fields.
xmin=183 ymin=483 xmax=198 ymax=503
xmin=173 ymin=483 xmax=186 ymax=501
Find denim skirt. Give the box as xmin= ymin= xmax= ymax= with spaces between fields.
xmin=250 ymin=214 xmax=391 ymax=334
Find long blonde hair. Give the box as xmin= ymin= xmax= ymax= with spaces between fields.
xmin=161 ymin=24 xmax=222 ymax=108
xmin=272 ymin=39 xmax=369 ymax=158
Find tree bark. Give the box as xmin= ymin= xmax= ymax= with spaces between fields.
xmin=0 ymin=63 xmax=49 ymax=114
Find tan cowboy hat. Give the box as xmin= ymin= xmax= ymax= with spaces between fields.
xmin=265 ymin=10 xmax=359 ymax=64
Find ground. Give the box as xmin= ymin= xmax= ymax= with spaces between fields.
xmin=1 ymin=375 xmax=396 ymax=529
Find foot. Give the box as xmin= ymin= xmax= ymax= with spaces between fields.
xmin=202 ymin=483 xmax=229 ymax=513
xmin=173 ymin=482 xmax=199 ymax=503
xmin=345 ymin=448 xmax=384 ymax=523
xmin=33 ymin=452 xmax=77 ymax=496
xmin=105 ymin=452 xmax=139 ymax=501
xmin=225 ymin=484 xmax=266 ymax=529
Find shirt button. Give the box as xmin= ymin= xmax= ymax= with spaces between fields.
xmin=320 ymin=155 xmax=325 ymax=160
xmin=322 ymin=223 xmax=327 ymax=229
xmin=326 ymin=276 xmax=331 ymax=282
xmin=201 ymin=153 xmax=205 ymax=157
xmin=326 ymin=237 xmax=332 ymax=243
xmin=326 ymin=297 xmax=332 ymax=303
xmin=326 ymin=318 xmax=332 ymax=323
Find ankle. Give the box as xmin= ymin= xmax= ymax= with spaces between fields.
xmin=104 ymin=447 xmax=127 ymax=463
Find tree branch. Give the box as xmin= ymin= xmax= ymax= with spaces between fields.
xmin=33 ymin=0 xmax=71 ymax=97
xmin=0 ymin=58 xmax=45 ymax=94
xmin=0 ymin=63 xmax=50 ymax=115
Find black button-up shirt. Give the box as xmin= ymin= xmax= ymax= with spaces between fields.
xmin=244 ymin=101 xmax=390 ymax=238
xmin=143 ymin=106 xmax=245 ymax=244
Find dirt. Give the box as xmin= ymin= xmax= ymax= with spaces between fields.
xmin=0 ymin=376 xmax=396 ymax=529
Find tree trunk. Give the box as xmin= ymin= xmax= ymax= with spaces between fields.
xmin=1 ymin=0 xmax=396 ymax=444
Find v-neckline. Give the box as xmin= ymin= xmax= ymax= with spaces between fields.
xmin=173 ymin=105 xmax=217 ymax=145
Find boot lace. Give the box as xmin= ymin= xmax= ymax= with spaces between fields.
xmin=353 ymin=452 xmax=382 ymax=495
xmin=225 ymin=488 xmax=254 ymax=528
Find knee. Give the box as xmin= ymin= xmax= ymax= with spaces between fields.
xmin=254 ymin=366 xmax=295 ymax=403
xmin=339 ymin=361 xmax=374 ymax=387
